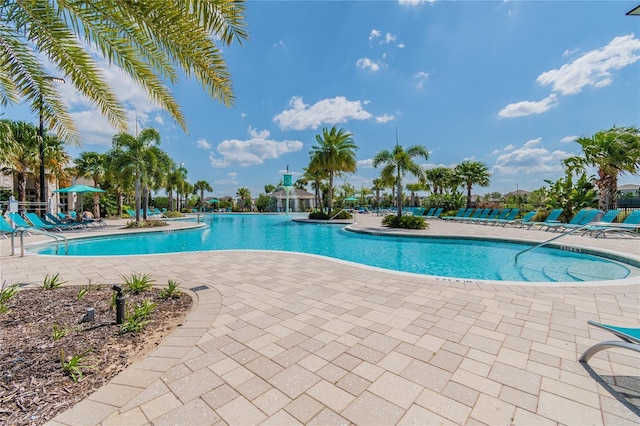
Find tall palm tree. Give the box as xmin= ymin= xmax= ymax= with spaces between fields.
xmin=75 ymin=152 xmax=107 ymax=218
xmin=564 ymin=126 xmax=640 ymax=210
xmin=0 ymin=120 xmax=39 ymax=208
xmin=1 ymin=1 xmax=248 ymax=142
xmin=454 ymin=160 xmax=491 ymax=208
xmin=406 ymin=182 xmax=427 ymax=207
xmin=142 ymin=146 xmax=173 ymax=218
xmin=303 ymin=165 xmax=328 ymax=212
xmin=373 ymin=143 xmax=429 ymax=217
xmin=236 ymin=187 xmax=251 ymax=212
xmin=309 ymin=126 xmax=358 ymax=216
xmin=110 ymin=128 xmax=161 ymax=222
xmin=194 ymin=180 xmax=213 ymax=211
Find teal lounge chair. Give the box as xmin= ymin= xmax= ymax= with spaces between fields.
xmin=473 ymin=208 xmax=502 ymax=224
xmin=508 ymin=211 xmax=537 ymax=228
xmin=441 ymin=208 xmax=467 ymax=221
xmin=579 ymin=320 xmax=640 ymax=362
xmin=7 ymin=212 xmax=36 ymax=230
xmin=24 ymin=212 xmax=64 ymax=231
xmin=426 ymin=208 xmax=443 ymax=219
xmin=489 ymin=208 xmax=520 ymax=226
xmin=521 ymin=209 xmax=563 ymax=229
xmin=543 ymin=209 xmax=603 ymax=232
xmin=45 ymin=213 xmax=85 ymax=230
xmin=586 ymin=210 xmax=640 ymax=238
xmin=0 ymin=215 xmax=14 ymax=238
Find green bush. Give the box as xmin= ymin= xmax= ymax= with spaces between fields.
xmin=126 ymin=219 xmax=168 ymax=228
xmin=308 ymin=210 xmax=352 ymax=220
xmin=381 ymin=214 xmax=428 ymax=229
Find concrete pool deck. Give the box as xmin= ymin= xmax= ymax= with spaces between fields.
xmin=1 ymin=214 xmax=639 ymax=425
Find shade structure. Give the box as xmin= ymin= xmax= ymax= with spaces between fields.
xmin=53 ymin=184 xmax=106 ymax=194
xmin=344 ymin=197 xmax=358 ymax=202
xmin=207 ymin=198 xmax=219 ymax=203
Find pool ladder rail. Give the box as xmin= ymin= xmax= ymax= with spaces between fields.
xmin=514 ymin=222 xmax=596 ymax=264
xmin=10 ymin=226 xmax=68 ymax=257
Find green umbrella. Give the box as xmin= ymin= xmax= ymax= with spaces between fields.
xmin=53 ymin=184 xmax=106 ymax=194
xmin=344 ymin=197 xmax=357 ymax=202
xmin=207 ymin=198 xmax=219 ymax=203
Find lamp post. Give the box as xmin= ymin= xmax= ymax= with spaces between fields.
xmin=39 ymin=76 xmax=65 ymax=212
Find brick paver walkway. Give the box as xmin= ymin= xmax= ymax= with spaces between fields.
xmin=1 ymin=215 xmax=638 ymax=425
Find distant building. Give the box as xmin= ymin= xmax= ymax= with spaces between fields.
xmin=269 ymin=187 xmax=316 ymax=212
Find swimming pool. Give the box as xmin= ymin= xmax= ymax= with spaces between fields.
xmin=36 ymin=214 xmax=637 ymax=283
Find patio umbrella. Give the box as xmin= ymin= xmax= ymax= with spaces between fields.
xmin=207 ymin=198 xmax=219 ymax=203
xmin=344 ymin=197 xmax=357 ymax=202
xmin=54 ymin=184 xmax=106 ymax=215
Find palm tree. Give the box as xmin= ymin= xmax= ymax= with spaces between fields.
xmin=425 ymin=166 xmax=457 ymax=195
xmin=75 ymin=152 xmax=107 ymax=218
xmin=454 ymin=160 xmax=491 ymax=208
xmin=143 ymin=146 xmax=174 ymax=218
xmin=309 ymin=126 xmax=358 ymax=216
xmin=373 ymin=143 xmax=429 ymax=217
xmin=564 ymin=126 xmax=640 ymax=210
xmin=303 ymin=165 xmax=328 ymax=212
xmin=1 ymin=1 xmax=248 ymax=142
xmin=406 ymin=182 xmax=427 ymax=207
xmin=110 ymin=128 xmax=161 ymax=222
xmin=0 ymin=120 xmax=39 ymax=208
xmin=194 ymin=180 xmax=213 ymax=211
xmin=236 ymin=187 xmax=251 ymax=212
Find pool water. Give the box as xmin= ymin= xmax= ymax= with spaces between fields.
xmin=36 ymin=214 xmax=635 ymax=283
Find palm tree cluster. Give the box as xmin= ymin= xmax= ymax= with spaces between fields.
xmin=0 ymin=119 xmax=212 ymax=221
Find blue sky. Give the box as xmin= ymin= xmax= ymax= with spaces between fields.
xmin=5 ymin=0 xmax=640 ymax=199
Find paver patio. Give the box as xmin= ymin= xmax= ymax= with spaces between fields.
xmin=1 ymin=214 xmax=638 ymax=425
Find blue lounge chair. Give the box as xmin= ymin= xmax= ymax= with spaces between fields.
xmin=542 ymin=209 xmax=603 ymax=232
xmin=579 ymin=320 xmax=640 ymax=362
xmin=441 ymin=208 xmax=467 ymax=221
xmin=425 ymin=207 xmax=435 ymax=217
xmin=509 ymin=211 xmax=537 ymax=228
xmin=473 ymin=208 xmax=502 ymax=224
xmin=24 ymin=212 xmax=65 ymax=231
xmin=463 ymin=208 xmax=491 ymax=223
xmin=7 ymin=212 xmax=36 ymax=230
xmin=45 ymin=213 xmax=85 ymax=230
xmin=586 ymin=210 xmax=640 ymax=238
xmin=488 ymin=208 xmax=520 ymax=226
xmin=521 ymin=209 xmax=563 ymax=229
xmin=0 ymin=215 xmax=14 ymax=238
xmin=426 ymin=208 xmax=443 ymax=219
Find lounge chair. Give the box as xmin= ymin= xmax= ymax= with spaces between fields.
xmin=585 ymin=210 xmax=640 ymax=238
xmin=579 ymin=320 xmax=640 ymax=363
xmin=7 ymin=212 xmax=37 ymax=230
xmin=520 ymin=209 xmax=563 ymax=229
xmin=45 ymin=213 xmax=85 ymax=230
xmin=0 ymin=215 xmax=14 ymax=238
xmin=24 ymin=212 xmax=65 ymax=231
xmin=542 ymin=209 xmax=604 ymax=232
xmin=488 ymin=208 xmax=520 ymax=226
xmin=473 ymin=208 xmax=503 ymax=225
xmin=463 ymin=208 xmax=491 ymax=223
xmin=426 ymin=208 xmax=443 ymax=219
xmin=441 ymin=208 xmax=466 ymax=221
xmin=425 ymin=207 xmax=436 ymax=217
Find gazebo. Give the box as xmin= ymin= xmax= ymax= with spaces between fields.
xmin=269 ymin=187 xmax=316 ymax=212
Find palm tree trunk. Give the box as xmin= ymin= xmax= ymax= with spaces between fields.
xmin=327 ymin=172 xmax=334 ymax=216
xmin=135 ymin=170 xmax=141 ymax=222
xmin=396 ymin=168 xmax=402 ymax=217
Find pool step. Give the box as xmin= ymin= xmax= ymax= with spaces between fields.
xmin=567 ymin=261 xmax=630 ymax=281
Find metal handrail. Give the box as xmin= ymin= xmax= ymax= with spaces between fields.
xmin=11 ymin=227 xmax=68 ymax=257
xmin=514 ymin=223 xmax=593 ymax=264
xmin=329 ymin=208 xmax=351 ymax=221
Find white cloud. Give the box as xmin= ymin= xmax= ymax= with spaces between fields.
xmin=356 ymin=57 xmax=381 ymax=71
xmin=383 ymin=33 xmax=397 ymax=44
xmin=273 ymin=40 xmax=286 ymax=48
xmin=492 ymin=138 xmax=572 ymax=176
xmin=397 ymin=43 xmax=406 ymax=49
xmin=537 ymin=34 xmax=640 ymax=95
xmin=375 ymin=114 xmax=395 ymax=123
xmin=273 ymin=96 xmax=373 ymax=131
xmin=415 ymin=71 xmax=429 ymax=88
xmin=209 ymin=127 xmax=304 ymax=168
xmin=560 ymin=135 xmax=578 ymax=143
xmin=498 ymin=94 xmax=558 ymax=118
xmin=398 ymin=0 xmax=433 ymax=6
xmin=196 ymin=138 xmax=211 ymax=149
xmin=369 ymin=29 xmax=381 ymax=41
xmin=563 ymin=47 xmax=580 ymax=57
xmin=357 ymin=158 xmax=374 ymax=168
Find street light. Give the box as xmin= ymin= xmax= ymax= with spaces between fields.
xmin=39 ymin=76 xmax=65 ymax=211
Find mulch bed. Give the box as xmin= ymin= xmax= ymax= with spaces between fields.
xmin=0 ymin=285 xmax=192 ymax=425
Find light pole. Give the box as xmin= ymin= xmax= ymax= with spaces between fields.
xmin=39 ymin=76 xmax=65 ymax=212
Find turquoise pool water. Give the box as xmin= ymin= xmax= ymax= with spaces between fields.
xmin=37 ymin=214 xmax=635 ymax=282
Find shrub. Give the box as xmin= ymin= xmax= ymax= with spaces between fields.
xmin=0 ymin=281 xmax=19 ymax=313
xmin=122 ymin=273 xmax=155 ymax=294
xmin=159 ymin=280 xmax=182 ymax=300
xmin=308 ymin=210 xmax=352 ymax=220
xmin=120 ymin=299 xmax=157 ymax=334
xmin=125 ymin=219 xmax=168 ymax=228
xmin=42 ymin=273 xmax=66 ymax=290
xmin=382 ymin=214 xmax=428 ymax=229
